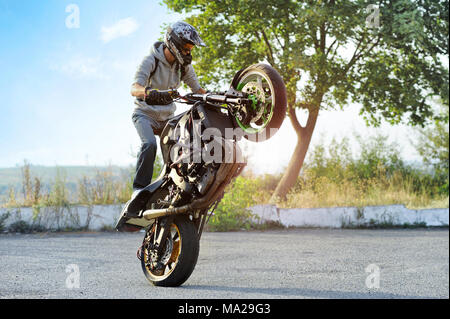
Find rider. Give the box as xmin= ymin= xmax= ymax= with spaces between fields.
xmin=130 ymin=21 xmax=207 ymax=196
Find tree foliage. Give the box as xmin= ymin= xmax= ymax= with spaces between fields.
xmin=164 ymin=0 xmax=449 ymax=198
xmin=165 ymin=0 xmax=448 ymax=125
xmin=414 ymin=101 xmax=449 ymax=193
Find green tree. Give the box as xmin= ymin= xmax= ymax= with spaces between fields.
xmin=164 ymin=0 xmax=449 ymax=199
xmin=414 ymin=101 xmax=449 ymax=193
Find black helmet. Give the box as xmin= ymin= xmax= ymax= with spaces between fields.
xmin=164 ymin=21 xmax=205 ymax=66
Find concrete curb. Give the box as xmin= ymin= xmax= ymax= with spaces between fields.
xmin=249 ymin=204 xmax=449 ymax=228
xmin=0 ymin=205 xmax=124 ymax=231
xmin=1 ymin=204 xmax=448 ymax=231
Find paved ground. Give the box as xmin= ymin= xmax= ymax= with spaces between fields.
xmin=0 ymin=228 xmax=448 ymax=299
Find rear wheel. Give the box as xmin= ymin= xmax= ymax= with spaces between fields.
xmin=231 ymin=63 xmax=287 ymax=142
xmin=140 ymin=215 xmax=199 ymax=287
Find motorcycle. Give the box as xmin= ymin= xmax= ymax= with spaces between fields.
xmin=115 ymin=63 xmax=287 ymax=287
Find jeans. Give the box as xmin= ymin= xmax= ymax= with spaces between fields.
xmin=132 ymin=112 xmax=167 ymax=190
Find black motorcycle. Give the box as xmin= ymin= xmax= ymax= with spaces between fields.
xmin=115 ymin=63 xmax=287 ymax=287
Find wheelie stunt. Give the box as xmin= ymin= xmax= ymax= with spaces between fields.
xmin=116 ymin=21 xmax=287 ymax=287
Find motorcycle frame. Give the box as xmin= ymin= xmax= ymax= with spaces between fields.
xmin=141 ymin=93 xmax=248 ymax=243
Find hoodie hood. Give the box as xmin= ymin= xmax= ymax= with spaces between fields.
xmin=151 ymin=41 xmax=171 ymax=67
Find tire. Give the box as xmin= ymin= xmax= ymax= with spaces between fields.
xmin=231 ymin=63 xmax=287 ymax=142
xmin=141 ymin=215 xmax=199 ymax=287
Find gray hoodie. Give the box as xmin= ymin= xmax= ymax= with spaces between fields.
xmin=133 ymin=41 xmax=202 ymax=121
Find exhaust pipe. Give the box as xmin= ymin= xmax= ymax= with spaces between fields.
xmin=142 ymin=162 xmax=241 ymax=221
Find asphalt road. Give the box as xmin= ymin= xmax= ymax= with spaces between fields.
xmin=0 ymin=228 xmax=448 ymax=299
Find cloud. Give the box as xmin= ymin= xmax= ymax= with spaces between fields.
xmin=48 ymin=51 xmax=138 ymax=80
xmin=49 ymin=56 xmax=108 ymax=79
xmin=100 ymin=17 xmax=139 ymax=43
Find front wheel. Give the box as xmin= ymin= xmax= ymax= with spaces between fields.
xmin=231 ymin=63 xmax=287 ymax=142
xmin=140 ymin=215 xmax=199 ymax=287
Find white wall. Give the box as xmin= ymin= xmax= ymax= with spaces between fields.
xmin=250 ymin=204 xmax=449 ymax=228
xmin=1 ymin=204 xmax=448 ymax=231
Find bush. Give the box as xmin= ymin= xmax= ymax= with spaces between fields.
xmin=413 ymin=102 xmax=449 ymax=195
xmin=283 ymin=133 xmax=448 ymax=209
xmin=207 ymin=176 xmax=260 ymax=231
xmin=7 ymin=220 xmax=47 ymax=233
xmin=0 ymin=211 xmax=10 ymax=232
xmin=237 ymin=132 xmax=449 ymax=210
xmin=8 ymin=220 xmax=31 ymax=233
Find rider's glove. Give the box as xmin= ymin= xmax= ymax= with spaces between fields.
xmin=144 ymin=88 xmax=178 ymax=105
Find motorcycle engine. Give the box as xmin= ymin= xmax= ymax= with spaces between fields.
xmin=169 ymin=162 xmax=217 ymax=197
xmin=188 ymin=164 xmax=216 ymax=195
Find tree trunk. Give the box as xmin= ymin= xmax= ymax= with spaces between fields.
xmin=270 ymin=105 xmax=319 ymax=202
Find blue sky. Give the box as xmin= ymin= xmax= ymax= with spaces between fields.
xmin=0 ymin=1 xmax=423 ymax=173
xmin=0 ymin=0 xmax=185 ymax=167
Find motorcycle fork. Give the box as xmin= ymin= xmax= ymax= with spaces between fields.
xmin=154 ymin=216 xmax=175 ymax=258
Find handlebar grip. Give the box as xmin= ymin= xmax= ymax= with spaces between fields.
xmin=144 ymin=88 xmax=179 ymax=105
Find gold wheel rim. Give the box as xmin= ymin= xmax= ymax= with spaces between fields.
xmin=144 ymin=223 xmax=182 ymax=278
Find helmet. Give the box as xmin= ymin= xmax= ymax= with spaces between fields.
xmin=164 ymin=21 xmax=206 ymax=66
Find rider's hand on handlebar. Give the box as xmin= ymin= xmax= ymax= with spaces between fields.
xmin=144 ymin=88 xmax=179 ymax=105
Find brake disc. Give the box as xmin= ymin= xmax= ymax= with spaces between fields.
xmin=147 ymin=233 xmax=174 ymax=270
xmin=242 ymin=81 xmax=266 ymax=123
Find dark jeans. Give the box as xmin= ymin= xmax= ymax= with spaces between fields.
xmin=132 ymin=112 xmax=167 ymax=190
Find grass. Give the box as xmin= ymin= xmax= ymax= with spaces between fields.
xmin=221 ymin=174 xmax=448 ymax=211
xmin=267 ymin=133 xmax=448 ymax=210
xmin=277 ymin=175 xmax=449 ymax=210
xmin=0 ymin=134 xmax=448 ymax=232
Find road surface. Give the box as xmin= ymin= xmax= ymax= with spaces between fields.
xmin=0 ymin=228 xmax=448 ymax=299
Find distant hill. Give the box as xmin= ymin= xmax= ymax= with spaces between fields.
xmin=0 ymin=164 xmax=135 ymax=202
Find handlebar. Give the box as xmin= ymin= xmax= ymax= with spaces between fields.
xmin=186 ymin=93 xmax=244 ymax=105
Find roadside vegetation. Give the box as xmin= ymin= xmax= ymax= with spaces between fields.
xmin=1 ymin=128 xmax=448 ymax=233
